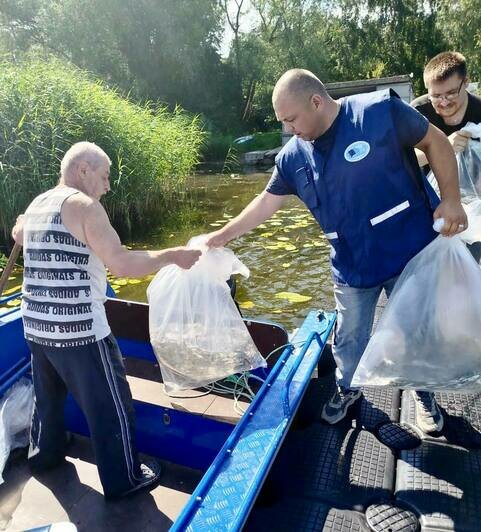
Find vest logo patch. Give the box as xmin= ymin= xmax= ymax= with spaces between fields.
xmin=344 ymin=141 xmax=370 ymax=162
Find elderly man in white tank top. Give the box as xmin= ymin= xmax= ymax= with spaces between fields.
xmin=11 ymin=141 xmax=200 ymax=500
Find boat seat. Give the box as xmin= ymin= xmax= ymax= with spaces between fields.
xmin=124 ymin=357 xmax=257 ymax=425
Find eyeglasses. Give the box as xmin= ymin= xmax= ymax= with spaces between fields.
xmin=428 ymin=79 xmax=465 ymax=103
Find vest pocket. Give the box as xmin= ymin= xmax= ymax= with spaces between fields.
xmin=370 ymin=200 xmax=410 ymax=226
xmin=296 ymin=166 xmax=319 ymax=209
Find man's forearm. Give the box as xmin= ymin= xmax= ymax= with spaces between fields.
xmin=218 ymin=191 xmax=286 ymax=241
xmin=425 ymin=142 xmax=460 ymax=202
xmin=416 ymin=125 xmax=461 ymax=203
xmin=108 ymin=248 xmax=179 ymax=278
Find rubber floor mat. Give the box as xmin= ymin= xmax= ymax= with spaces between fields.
xmin=357 ymin=386 xmax=401 ymax=431
xmin=396 ymin=441 xmax=481 ymax=531
xmin=272 ymin=424 xmax=395 ymax=508
xmin=244 ymin=498 xmax=370 ymax=532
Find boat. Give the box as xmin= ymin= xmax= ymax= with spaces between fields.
xmin=1 ymin=289 xmax=481 ymax=531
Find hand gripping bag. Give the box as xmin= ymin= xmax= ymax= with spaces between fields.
xmin=147 ymin=236 xmax=266 ymax=393
xmin=351 ymin=200 xmax=481 ymax=391
xmin=427 ymin=125 xmax=481 ymax=203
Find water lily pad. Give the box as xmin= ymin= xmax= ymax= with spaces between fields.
xmin=2 ymin=285 xmax=22 ymax=295
xmin=239 ymin=300 xmax=255 ymax=309
xmin=275 ymin=291 xmax=312 ymax=303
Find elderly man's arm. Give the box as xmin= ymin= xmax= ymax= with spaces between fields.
xmin=11 ymin=215 xmax=25 ymax=246
xmin=66 ymin=198 xmax=200 ymax=277
xmin=415 ymin=123 xmax=467 ymax=236
xmin=206 ymin=190 xmax=287 ymax=248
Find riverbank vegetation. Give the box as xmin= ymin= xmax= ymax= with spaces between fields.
xmin=0 ymin=0 xmax=479 ymax=248
xmin=0 ymin=59 xmax=204 ymax=249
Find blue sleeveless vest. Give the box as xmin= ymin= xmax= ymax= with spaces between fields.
xmin=275 ymin=89 xmax=439 ymax=288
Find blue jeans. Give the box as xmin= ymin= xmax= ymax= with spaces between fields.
xmin=332 ymin=275 xmax=399 ymax=389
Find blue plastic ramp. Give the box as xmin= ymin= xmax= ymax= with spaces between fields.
xmin=171 ymin=310 xmax=336 ymax=532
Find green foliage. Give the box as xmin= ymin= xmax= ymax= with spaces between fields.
xmin=202 ymin=131 xmax=280 ymax=162
xmin=234 ymin=132 xmax=281 ymax=153
xmin=0 ymin=58 xmax=205 ymax=246
xmin=0 ymin=1 xmax=480 ymax=133
xmin=437 ymin=0 xmax=481 ymax=82
xmin=201 ymin=132 xmax=236 ymax=162
xmin=0 ymin=0 xmax=240 ymax=130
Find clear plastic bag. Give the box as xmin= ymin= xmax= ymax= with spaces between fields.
xmin=0 ymin=378 xmax=34 ymax=483
xmin=147 ymin=236 xmax=266 ymax=393
xmin=351 ymin=200 xmax=481 ymax=391
xmin=428 ymin=136 xmax=481 ymax=203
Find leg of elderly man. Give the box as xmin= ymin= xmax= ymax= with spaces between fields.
xmin=27 ymin=334 xmax=160 ymax=499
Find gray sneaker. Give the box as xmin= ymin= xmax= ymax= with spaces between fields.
xmin=321 ymin=386 xmax=362 ymax=424
xmin=413 ymin=391 xmax=444 ymax=433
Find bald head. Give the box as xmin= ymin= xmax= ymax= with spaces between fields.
xmin=60 ymin=142 xmax=111 ymax=181
xmin=272 ymin=69 xmax=327 ymax=106
xmin=272 ymin=69 xmax=337 ymax=141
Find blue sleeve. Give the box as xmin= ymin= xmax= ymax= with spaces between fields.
xmin=390 ymin=95 xmax=429 ymax=147
xmin=265 ymin=165 xmax=295 ymax=195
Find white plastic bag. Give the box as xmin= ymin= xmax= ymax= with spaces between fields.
xmin=428 ymin=124 xmax=481 ymax=203
xmin=351 ymin=201 xmax=481 ymax=391
xmin=147 ymin=236 xmax=266 ymax=393
xmin=0 ymin=378 xmax=34 ymax=483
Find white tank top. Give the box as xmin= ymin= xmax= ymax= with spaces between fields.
xmin=21 ymin=186 xmax=111 ymax=347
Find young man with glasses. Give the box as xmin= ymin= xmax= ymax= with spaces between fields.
xmin=413 ymin=52 xmax=481 ymax=265
xmin=412 ymin=51 xmax=481 ymax=165
xmin=411 ymin=53 xmax=481 ymax=433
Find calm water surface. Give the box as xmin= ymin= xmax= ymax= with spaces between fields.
xmin=116 ymin=172 xmax=334 ymax=330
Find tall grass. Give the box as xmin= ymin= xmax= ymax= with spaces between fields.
xmin=0 ymin=58 xmax=205 ymax=246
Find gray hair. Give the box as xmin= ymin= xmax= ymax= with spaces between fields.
xmin=273 ymin=68 xmax=327 ymax=104
xmin=60 ymin=142 xmax=111 ymax=178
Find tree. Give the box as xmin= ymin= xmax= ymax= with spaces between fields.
xmin=0 ymin=0 xmax=240 ymax=130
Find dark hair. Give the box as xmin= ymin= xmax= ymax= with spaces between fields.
xmin=424 ymin=51 xmax=467 ymax=84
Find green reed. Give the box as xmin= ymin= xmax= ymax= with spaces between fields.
xmin=0 ymin=59 xmax=205 ymax=246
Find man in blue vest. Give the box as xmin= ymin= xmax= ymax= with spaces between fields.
xmin=206 ymin=69 xmax=466 ymax=433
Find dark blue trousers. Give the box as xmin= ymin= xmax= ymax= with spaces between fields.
xmin=27 ymin=334 xmax=142 ymax=498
